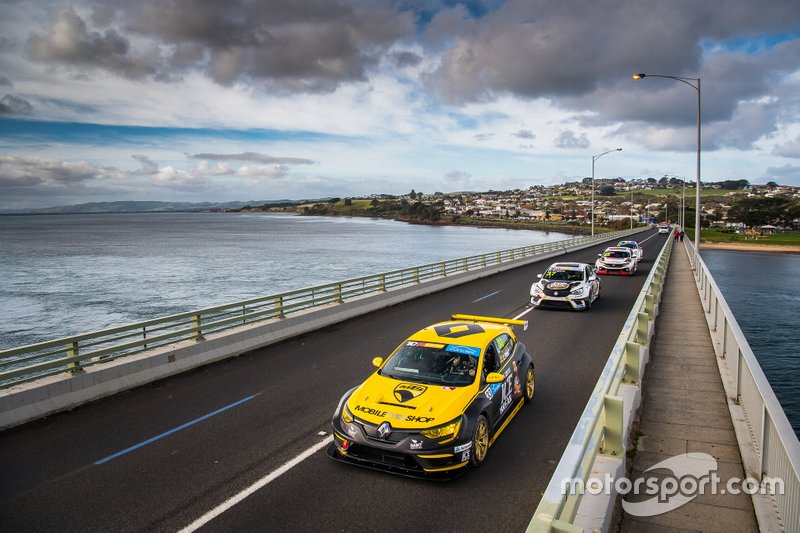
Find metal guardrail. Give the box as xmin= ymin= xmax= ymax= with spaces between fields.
xmin=0 ymin=227 xmax=643 ymax=389
xmin=685 ymin=241 xmax=800 ymax=531
xmin=527 ymin=229 xmax=674 ymax=532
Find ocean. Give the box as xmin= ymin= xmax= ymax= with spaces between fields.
xmin=702 ymin=249 xmax=800 ymax=436
xmin=0 ymin=212 xmax=569 ymax=350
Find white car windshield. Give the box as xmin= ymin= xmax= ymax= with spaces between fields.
xmin=543 ymin=269 xmax=583 ymax=281
xmin=603 ymin=250 xmax=630 ymax=259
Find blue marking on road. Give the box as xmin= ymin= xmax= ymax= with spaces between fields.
xmin=94 ymin=393 xmax=261 ymax=465
xmin=473 ymin=289 xmax=502 ymax=303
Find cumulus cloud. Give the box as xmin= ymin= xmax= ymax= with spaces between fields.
xmin=191 ymin=152 xmax=315 ymax=165
xmin=772 ymin=135 xmax=800 ymax=158
xmin=554 ymin=131 xmax=590 ymax=149
xmin=513 ymin=129 xmax=535 ymax=140
xmin=0 ymin=94 xmax=32 ymax=115
xmin=131 ymin=154 xmax=159 ymax=175
xmin=765 ymin=164 xmax=800 ymax=180
xmin=0 ymin=155 xmax=125 ymax=195
xmin=27 ymin=7 xmax=166 ymax=80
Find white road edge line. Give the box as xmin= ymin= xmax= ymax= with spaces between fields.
xmin=178 ymin=435 xmax=333 ymax=532
xmin=513 ymin=306 xmax=535 ymax=321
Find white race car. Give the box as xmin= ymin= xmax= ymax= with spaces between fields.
xmin=595 ymin=247 xmax=637 ymax=276
xmin=616 ymin=240 xmax=643 ymax=262
xmin=658 ymin=223 xmax=671 ymax=234
xmin=530 ymin=262 xmax=601 ymax=311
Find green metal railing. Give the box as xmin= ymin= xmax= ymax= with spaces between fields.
xmin=527 ymin=230 xmax=674 ymax=532
xmin=0 ymin=227 xmax=643 ymax=389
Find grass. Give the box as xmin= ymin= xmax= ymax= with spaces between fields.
xmin=636 ymin=188 xmax=741 ymax=198
xmin=683 ymin=228 xmax=800 ymax=246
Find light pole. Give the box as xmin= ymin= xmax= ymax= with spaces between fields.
xmin=591 ymin=148 xmax=622 ymax=236
xmin=633 ymin=73 xmax=701 ymax=252
xmin=630 ymin=187 xmax=634 ymax=229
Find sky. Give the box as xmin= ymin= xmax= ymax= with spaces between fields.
xmin=1 ymin=0 xmax=799 ymax=209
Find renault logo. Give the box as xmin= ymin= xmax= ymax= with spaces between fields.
xmin=377 ymin=422 xmax=391 ymax=439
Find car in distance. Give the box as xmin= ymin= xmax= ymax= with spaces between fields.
xmin=530 ymin=262 xmax=600 ymax=311
xmin=595 ymin=246 xmax=637 ymax=275
xmin=616 ymin=240 xmax=643 ymax=262
xmin=328 ymin=314 xmax=534 ymax=478
xmin=658 ymin=223 xmax=671 ymax=234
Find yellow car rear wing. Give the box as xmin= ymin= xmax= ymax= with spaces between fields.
xmin=451 ymin=314 xmax=529 ymax=331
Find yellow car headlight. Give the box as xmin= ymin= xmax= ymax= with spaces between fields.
xmin=341 ymin=405 xmax=354 ymax=424
xmin=420 ymin=416 xmax=462 ymax=440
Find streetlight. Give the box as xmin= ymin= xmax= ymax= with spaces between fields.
xmin=633 ymin=72 xmax=701 ymax=252
xmin=591 ymin=148 xmax=622 ymax=236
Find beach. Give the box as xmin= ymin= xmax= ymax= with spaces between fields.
xmin=700 ymin=241 xmax=800 ymax=254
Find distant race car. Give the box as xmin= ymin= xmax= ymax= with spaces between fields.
xmin=658 ymin=223 xmax=671 ymax=234
xmin=596 ymin=246 xmax=637 ymax=275
xmin=616 ymin=240 xmax=643 ymax=262
xmin=530 ymin=262 xmax=601 ymax=311
xmin=328 ymin=314 xmax=534 ymax=478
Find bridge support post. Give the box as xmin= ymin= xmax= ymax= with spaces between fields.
xmin=636 ymin=312 xmax=649 ymax=344
xmin=274 ymin=296 xmax=284 ymax=318
xmin=191 ymin=315 xmax=204 ymax=341
xmin=623 ymin=341 xmax=641 ymax=384
xmin=67 ymin=341 xmax=82 ymax=373
xmin=601 ymin=394 xmax=624 ymax=456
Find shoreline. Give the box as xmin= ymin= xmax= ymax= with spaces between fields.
xmin=699 ymin=241 xmax=800 ymax=254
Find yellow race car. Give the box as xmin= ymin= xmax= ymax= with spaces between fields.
xmin=328 ymin=314 xmax=535 ymax=478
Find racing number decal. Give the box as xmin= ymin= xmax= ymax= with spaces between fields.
xmin=499 ymin=373 xmax=514 ymax=414
xmin=433 ymin=323 xmax=485 ymax=338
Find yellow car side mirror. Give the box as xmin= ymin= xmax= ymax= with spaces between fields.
xmin=372 ymin=357 xmax=383 ymax=368
xmin=486 ymin=372 xmax=504 ymax=384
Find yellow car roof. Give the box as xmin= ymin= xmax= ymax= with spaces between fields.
xmin=407 ymin=319 xmax=513 ymax=349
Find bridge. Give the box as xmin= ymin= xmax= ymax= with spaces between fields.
xmin=0 ymin=228 xmax=796 ymax=532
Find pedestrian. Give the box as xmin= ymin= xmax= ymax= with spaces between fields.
xmin=674 ymin=228 xmax=680 ymax=241
xmin=679 ymin=230 xmax=685 ymax=242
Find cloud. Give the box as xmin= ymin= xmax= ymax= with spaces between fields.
xmin=765 ymin=164 xmax=800 ymax=180
xmin=444 ymin=170 xmax=473 ymax=189
xmin=513 ymin=128 xmax=535 ymax=140
xmin=27 ymin=7 xmax=166 ymax=80
xmin=0 ymin=94 xmax=32 ymax=115
xmin=132 ymin=154 xmax=159 ymax=175
xmin=0 ymin=155 xmax=126 ymax=199
xmin=191 ymin=152 xmax=316 ymax=165
xmin=23 ymin=0 xmax=414 ymax=92
xmin=0 ymin=75 xmax=12 ymax=87
xmin=772 ymin=135 xmax=800 ymax=158
xmin=554 ymin=131 xmax=590 ymax=149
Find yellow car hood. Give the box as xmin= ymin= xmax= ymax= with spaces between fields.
xmin=346 ymin=373 xmax=476 ymax=429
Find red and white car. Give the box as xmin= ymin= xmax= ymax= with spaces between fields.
xmin=616 ymin=240 xmax=643 ymax=262
xmin=595 ymin=247 xmax=637 ymax=275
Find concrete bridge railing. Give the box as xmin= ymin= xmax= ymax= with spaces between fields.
xmin=527 ymin=228 xmax=674 ymax=532
xmin=685 ymin=241 xmax=800 ymax=532
xmin=0 ymin=227 xmax=646 ymax=429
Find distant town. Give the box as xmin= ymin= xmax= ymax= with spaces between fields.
xmin=288 ymin=178 xmax=800 ymax=234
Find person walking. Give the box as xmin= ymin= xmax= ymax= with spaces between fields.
xmin=679 ymin=230 xmax=685 ymax=242
xmin=674 ymin=228 xmax=680 ymax=241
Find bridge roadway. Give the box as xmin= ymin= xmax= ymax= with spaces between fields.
xmin=0 ymin=229 xmax=666 ymax=532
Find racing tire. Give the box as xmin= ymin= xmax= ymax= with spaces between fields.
xmin=470 ymin=415 xmax=490 ymax=468
xmin=523 ymin=365 xmax=535 ymax=404
xmin=583 ymin=297 xmax=592 ymax=310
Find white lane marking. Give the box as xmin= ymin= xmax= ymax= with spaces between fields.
xmin=473 ymin=289 xmax=502 ymax=303
xmin=513 ymin=306 xmax=535 ymax=321
xmin=638 ymin=232 xmax=659 ymax=244
xmin=179 ymin=435 xmax=333 ymax=532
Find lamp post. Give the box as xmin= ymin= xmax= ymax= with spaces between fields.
xmin=591 ymin=148 xmax=622 ymax=236
xmin=633 ymin=72 xmax=701 ymax=252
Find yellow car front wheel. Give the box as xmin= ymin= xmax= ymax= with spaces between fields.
xmin=471 ymin=415 xmax=490 ymax=467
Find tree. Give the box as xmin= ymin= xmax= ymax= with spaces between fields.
xmin=344 ymin=198 xmax=352 ymax=206
xmin=409 ymin=189 xmax=417 ymax=199
xmin=599 ymin=185 xmax=616 ymax=196
xmin=766 ymin=181 xmax=778 ymax=188
xmin=728 ymin=197 xmax=793 ymax=227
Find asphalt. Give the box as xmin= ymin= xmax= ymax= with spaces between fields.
xmin=0 ymin=228 xmax=666 ymax=533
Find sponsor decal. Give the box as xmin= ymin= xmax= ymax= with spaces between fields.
xmin=445 ymin=344 xmax=481 ymax=357
xmin=394 ymin=383 xmax=428 ymax=403
xmin=410 ymin=439 xmax=423 ymax=450
xmin=442 ymin=386 xmax=456 ymax=391
xmin=461 ymin=450 xmax=470 ymax=461
xmin=454 ymin=442 xmax=472 ymax=453
xmin=353 ymin=405 xmax=435 ymax=424
xmin=547 ymin=282 xmax=570 ymax=290
xmin=405 ymin=341 xmax=444 ymax=349
xmin=346 ymin=424 xmax=358 ymax=437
